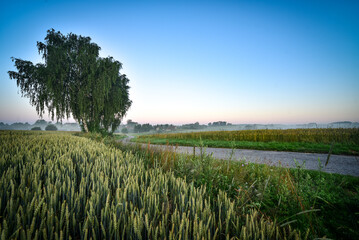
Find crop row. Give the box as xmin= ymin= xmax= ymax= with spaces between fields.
xmin=0 ymin=131 xmax=305 ymax=239
xmin=140 ymin=128 xmax=359 ymax=144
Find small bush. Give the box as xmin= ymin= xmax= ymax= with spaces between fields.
xmin=45 ymin=124 xmax=58 ymax=131
xmin=31 ymin=127 xmax=41 ymax=131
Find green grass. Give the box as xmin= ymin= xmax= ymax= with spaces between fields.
xmin=133 ymin=137 xmax=359 ymax=155
xmin=92 ymin=134 xmax=359 ymax=239
xmin=113 ymin=133 xmax=127 ymax=140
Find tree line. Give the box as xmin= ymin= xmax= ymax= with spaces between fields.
xmin=122 ymin=120 xmax=232 ymax=133
xmin=0 ymin=119 xmax=81 ymax=131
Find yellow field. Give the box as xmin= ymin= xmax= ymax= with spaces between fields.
xmin=141 ymin=128 xmax=359 ymax=144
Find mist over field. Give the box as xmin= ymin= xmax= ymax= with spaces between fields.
xmin=1 ymin=120 xmax=358 ymax=133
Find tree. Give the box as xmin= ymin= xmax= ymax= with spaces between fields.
xmin=45 ymin=124 xmax=57 ymax=131
xmin=31 ymin=127 xmax=42 ymax=131
xmin=8 ymin=29 xmax=132 ymax=133
xmin=134 ymin=124 xmax=141 ymax=133
xmin=34 ymin=119 xmax=47 ymax=125
xmin=126 ymin=119 xmax=137 ymax=126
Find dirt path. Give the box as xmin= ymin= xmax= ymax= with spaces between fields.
xmin=122 ymin=136 xmax=359 ymax=177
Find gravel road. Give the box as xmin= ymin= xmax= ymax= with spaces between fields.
xmin=121 ymin=136 xmax=359 ymax=177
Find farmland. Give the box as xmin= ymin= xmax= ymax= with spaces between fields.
xmin=90 ymin=131 xmax=359 ymax=239
xmin=134 ymin=128 xmax=359 ymax=155
xmin=1 ymin=130 xmax=304 ymax=239
xmin=1 ymin=130 xmax=359 ymax=239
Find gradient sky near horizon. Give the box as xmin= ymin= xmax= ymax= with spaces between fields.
xmin=1 ymin=0 xmax=358 ymax=125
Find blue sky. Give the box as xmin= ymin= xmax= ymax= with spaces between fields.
xmin=1 ymin=0 xmax=358 ymax=124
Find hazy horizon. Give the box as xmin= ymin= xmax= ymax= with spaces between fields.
xmin=1 ymin=0 xmax=359 ymax=125
xmin=0 ymin=118 xmax=357 ymax=126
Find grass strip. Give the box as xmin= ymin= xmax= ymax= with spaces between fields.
xmin=132 ymin=137 xmax=359 ymax=155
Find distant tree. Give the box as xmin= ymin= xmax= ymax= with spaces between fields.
xmin=8 ymin=29 xmax=132 ymax=134
xmin=181 ymin=122 xmax=206 ymax=130
xmin=141 ymin=123 xmax=153 ymax=132
xmin=133 ymin=123 xmax=153 ymax=133
xmin=35 ymin=120 xmax=47 ymax=125
xmin=121 ymin=128 xmax=128 ymax=134
xmin=153 ymin=124 xmax=176 ymax=132
xmin=0 ymin=122 xmax=9 ymax=130
xmin=212 ymin=121 xmax=227 ymax=127
xmin=31 ymin=127 xmax=42 ymax=131
xmin=134 ymin=124 xmax=141 ymax=133
xmin=45 ymin=124 xmax=57 ymax=131
xmin=127 ymin=119 xmax=137 ymax=126
xmin=10 ymin=122 xmax=30 ymax=130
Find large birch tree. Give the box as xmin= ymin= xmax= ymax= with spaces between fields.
xmin=8 ymin=29 xmax=131 ymax=133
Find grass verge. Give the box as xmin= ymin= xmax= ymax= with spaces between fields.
xmin=132 ymin=137 xmax=359 ymax=155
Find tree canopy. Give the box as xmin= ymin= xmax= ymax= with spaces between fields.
xmin=45 ymin=124 xmax=57 ymax=131
xmin=8 ymin=29 xmax=131 ymax=133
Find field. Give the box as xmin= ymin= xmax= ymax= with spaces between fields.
xmin=1 ymin=130 xmax=359 ymax=239
xmin=134 ymin=128 xmax=359 ymax=155
xmin=1 ymin=130 xmax=306 ymax=239
xmin=90 ymin=131 xmax=359 ymax=239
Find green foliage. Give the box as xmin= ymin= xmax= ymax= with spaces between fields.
xmin=34 ymin=120 xmax=47 ymax=125
xmin=45 ymin=124 xmax=57 ymax=131
xmin=8 ymin=29 xmax=132 ymax=133
xmin=134 ymin=123 xmax=154 ymax=133
xmin=30 ymin=127 xmax=41 ymax=131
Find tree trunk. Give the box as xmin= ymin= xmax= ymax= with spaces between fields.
xmin=83 ymin=120 xmax=89 ymax=133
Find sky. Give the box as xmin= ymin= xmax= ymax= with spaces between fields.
xmin=0 ymin=0 xmax=358 ymax=125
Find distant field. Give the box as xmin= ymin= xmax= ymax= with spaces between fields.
xmin=134 ymin=128 xmax=359 ymax=155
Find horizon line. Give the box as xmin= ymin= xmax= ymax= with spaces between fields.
xmin=1 ymin=119 xmax=358 ymax=126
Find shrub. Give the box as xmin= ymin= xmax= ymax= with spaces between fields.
xmin=45 ymin=124 xmax=57 ymax=131
xmin=31 ymin=126 xmax=41 ymax=131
